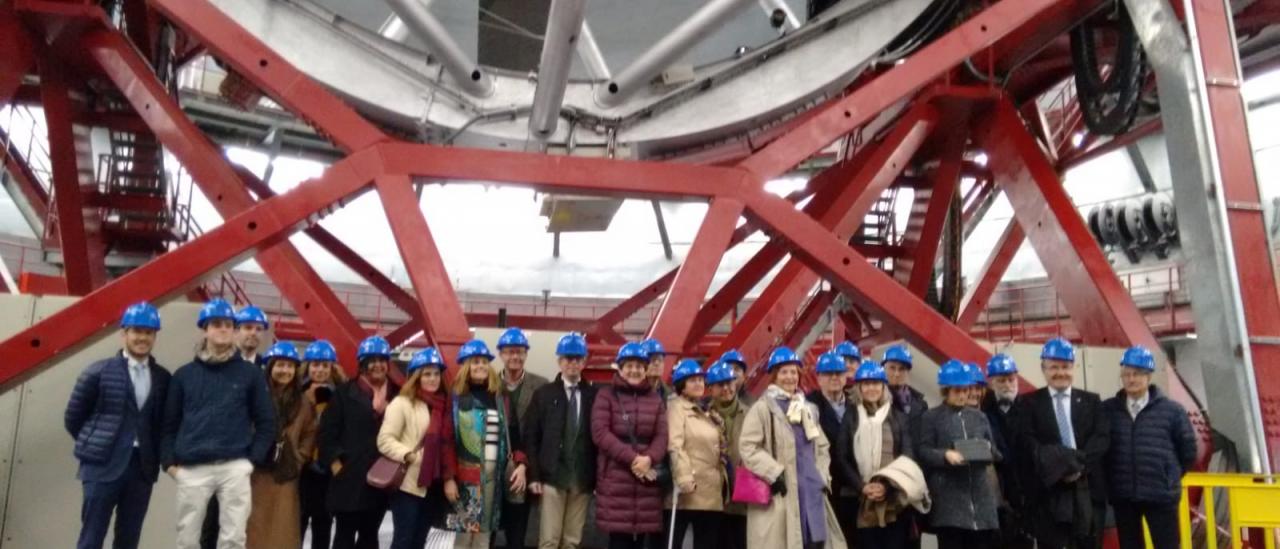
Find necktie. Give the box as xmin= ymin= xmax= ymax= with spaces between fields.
xmin=568 ymin=386 xmax=580 ymax=431
xmin=131 ymin=363 xmax=149 ymax=408
xmin=1131 ymin=400 xmax=1142 ymax=418
xmin=1054 ymin=392 xmax=1076 ymax=449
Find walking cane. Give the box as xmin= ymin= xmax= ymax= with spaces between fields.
xmin=666 ymin=480 xmax=681 ymax=549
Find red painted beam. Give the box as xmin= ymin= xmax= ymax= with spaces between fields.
xmin=737 ymin=186 xmax=990 ymax=366
xmin=0 ymin=151 xmax=378 ymax=392
xmin=900 ymin=113 xmax=968 ymax=296
xmin=957 ymin=218 xmax=1025 ymax=330
xmin=0 ymin=8 xmax=34 ymax=106
xmin=782 ymin=289 xmax=836 ymax=349
xmin=375 ymin=175 xmax=473 ymax=366
xmin=737 ymin=0 xmax=1065 ymax=180
xmin=647 ymin=197 xmax=745 ymax=356
xmin=81 ymin=29 xmax=369 ymax=364
xmin=146 ymin=0 xmax=388 ymax=152
xmin=976 ymin=100 xmax=1155 ymax=348
xmin=716 ymin=104 xmax=938 ymax=366
xmin=38 ymin=53 xmax=107 ymax=294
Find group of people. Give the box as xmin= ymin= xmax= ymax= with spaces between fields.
xmin=66 ymin=298 xmax=1197 ymax=549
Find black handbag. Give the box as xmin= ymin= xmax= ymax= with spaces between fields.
xmin=624 ymin=400 xmax=672 ymax=489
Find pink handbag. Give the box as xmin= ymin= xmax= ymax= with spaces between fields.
xmin=731 ymin=414 xmax=776 ymax=506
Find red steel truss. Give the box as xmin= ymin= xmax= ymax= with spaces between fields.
xmin=0 ymin=0 xmax=1275 ymax=464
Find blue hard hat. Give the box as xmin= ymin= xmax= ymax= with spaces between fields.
xmin=834 ymin=341 xmax=862 ymax=361
xmin=854 ymin=360 xmax=888 ymax=383
xmin=197 ymin=298 xmax=236 ymax=328
xmin=263 ymin=342 xmax=301 ymax=364
xmin=357 ymin=335 xmax=392 ymax=361
xmin=671 ymin=359 xmax=705 ymax=384
xmin=234 ymin=305 xmax=269 ymax=328
xmin=882 ymin=344 xmax=913 ymax=368
xmin=706 ymin=360 xmax=736 ymax=385
xmin=408 ymin=347 xmax=446 ymax=374
xmin=120 ymin=302 xmax=161 ymax=331
xmin=303 ymin=340 xmax=337 ymax=362
xmin=968 ymin=362 xmax=987 ymax=386
xmin=719 ymin=349 xmax=747 ymax=367
xmin=815 ymin=351 xmax=848 ymax=374
xmin=766 ymin=346 xmax=802 ymax=372
xmin=641 ymin=338 xmax=666 ymax=357
xmin=457 ymin=339 xmax=495 ymax=363
xmin=616 ymin=342 xmax=649 ymax=364
xmin=938 ymin=359 xmax=972 ymax=387
xmin=1120 ymin=345 xmax=1155 ymax=371
xmin=987 ymin=353 xmax=1018 ymax=376
xmin=556 ymin=332 xmax=588 ymax=358
xmin=1041 ymin=337 xmax=1076 ymax=362
xmin=497 ymin=327 xmax=530 ymax=350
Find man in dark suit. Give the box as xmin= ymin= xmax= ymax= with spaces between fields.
xmin=523 ymin=332 xmax=598 ymax=549
xmin=1016 ymin=338 xmax=1110 ymax=549
xmin=807 ymin=351 xmax=854 ymax=541
xmin=981 ymin=354 xmax=1033 ymax=549
xmin=65 ymin=302 xmax=172 ymax=549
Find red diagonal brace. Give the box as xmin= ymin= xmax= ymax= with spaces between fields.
xmin=0 ymin=152 xmax=379 ymax=392
xmin=738 ymin=187 xmax=989 ymax=366
xmin=737 ymin=0 xmax=1062 ymax=179
xmin=0 ymin=8 xmax=34 ymax=105
xmin=647 ymin=196 xmax=746 ymax=356
xmin=716 ymin=104 xmax=938 ymax=365
xmin=977 ymin=100 xmax=1155 ymax=348
xmin=81 ymin=29 xmax=368 ymax=362
xmin=957 ymin=217 xmax=1024 ymax=330
xmin=375 ymin=175 xmax=472 ymax=366
xmin=38 ymin=52 xmax=107 ymax=294
xmin=902 ymin=122 xmax=968 ymax=295
xmin=783 ymin=289 xmax=836 ymax=349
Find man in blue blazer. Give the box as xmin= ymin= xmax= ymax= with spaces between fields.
xmin=65 ymin=302 xmax=172 ymax=549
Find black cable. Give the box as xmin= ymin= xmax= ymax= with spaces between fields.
xmin=1071 ymin=1 xmax=1146 ymax=135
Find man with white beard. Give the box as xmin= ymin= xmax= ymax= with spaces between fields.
xmin=980 ymin=354 xmax=1033 ymax=549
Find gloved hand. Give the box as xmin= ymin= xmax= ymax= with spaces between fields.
xmin=770 ymin=474 xmax=787 ymax=497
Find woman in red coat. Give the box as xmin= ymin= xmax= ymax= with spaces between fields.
xmin=591 ymin=342 xmax=669 ymax=549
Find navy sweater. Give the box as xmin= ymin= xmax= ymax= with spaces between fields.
xmin=1103 ymin=385 xmax=1197 ymax=503
xmin=160 ymin=353 xmax=276 ymax=467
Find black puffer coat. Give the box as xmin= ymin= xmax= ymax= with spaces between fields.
xmin=1102 ymin=385 xmax=1197 ymax=503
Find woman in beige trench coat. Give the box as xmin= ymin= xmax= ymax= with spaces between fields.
xmin=738 ymin=347 xmax=847 ymax=549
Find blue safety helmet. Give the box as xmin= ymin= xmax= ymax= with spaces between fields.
xmin=882 ymin=344 xmax=913 ymax=368
xmin=815 ymin=351 xmax=848 ymax=374
xmin=407 ymin=347 xmax=446 ymax=374
xmin=706 ymin=360 xmax=736 ymax=385
xmin=497 ymin=327 xmax=530 ymax=350
xmin=1041 ymin=337 xmax=1076 ymax=362
xmin=120 ymin=302 xmax=161 ymax=331
xmin=968 ymin=362 xmax=987 ymax=386
xmin=616 ymin=342 xmax=649 ymax=364
xmin=719 ymin=349 xmax=747 ymax=367
xmin=263 ymin=342 xmax=301 ymax=365
xmin=854 ymin=360 xmax=888 ymax=383
xmin=457 ymin=339 xmax=495 ymax=363
xmin=938 ymin=359 xmax=972 ymax=387
xmin=196 ymin=298 xmax=236 ymax=328
xmin=556 ymin=332 xmax=588 ymax=358
xmin=642 ymin=338 xmax=666 ymax=358
xmin=834 ymin=341 xmax=862 ymax=361
xmin=234 ymin=305 xmax=269 ymax=329
xmin=987 ymin=354 xmax=1018 ymax=376
xmin=671 ymin=359 xmax=705 ymax=384
xmin=766 ymin=346 xmax=802 ymax=372
xmin=357 ymin=335 xmax=393 ymax=362
xmin=1121 ymin=345 xmax=1155 ymax=371
xmin=303 ymin=340 xmax=337 ymax=362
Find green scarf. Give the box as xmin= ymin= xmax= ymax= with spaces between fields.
xmin=711 ymin=397 xmax=742 ymax=439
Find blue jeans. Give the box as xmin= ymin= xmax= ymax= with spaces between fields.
xmin=78 ymin=450 xmax=154 ymax=549
xmin=389 ymin=484 xmax=448 ymax=549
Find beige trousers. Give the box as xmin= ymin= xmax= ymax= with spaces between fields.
xmin=174 ymin=459 xmax=254 ymax=549
xmin=538 ymin=485 xmax=591 ymax=549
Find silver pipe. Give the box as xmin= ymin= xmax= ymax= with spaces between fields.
xmin=576 ymin=21 xmax=611 ymax=80
xmin=594 ymin=0 xmax=755 ymax=108
xmin=378 ymin=15 xmax=410 ymax=42
xmin=383 ymin=0 xmax=493 ymax=97
xmin=757 ymin=0 xmax=800 ymax=31
xmin=530 ymin=0 xmax=589 ymax=137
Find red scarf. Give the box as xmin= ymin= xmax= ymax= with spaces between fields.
xmin=417 ymin=390 xmax=449 ymax=487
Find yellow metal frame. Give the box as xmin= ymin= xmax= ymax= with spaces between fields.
xmin=1179 ymin=473 xmax=1280 ymax=549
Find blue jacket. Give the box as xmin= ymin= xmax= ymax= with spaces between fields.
xmin=65 ymin=351 xmax=171 ymax=483
xmin=160 ymin=352 xmax=276 ymax=467
xmin=1103 ymin=385 xmax=1197 ymax=503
